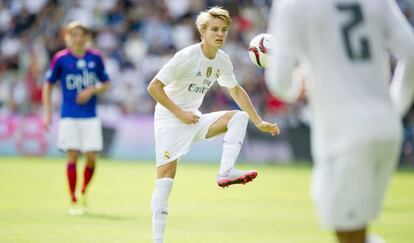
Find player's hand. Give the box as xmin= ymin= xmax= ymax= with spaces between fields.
xmin=76 ymin=88 xmax=95 ymax=104
xmin=256 ymin=121 xmax=280 ymax=136
xmin=177 ymin=110 xmax=200 ymax=125
xmin=43 ymin=113 xmax=52 ymax=131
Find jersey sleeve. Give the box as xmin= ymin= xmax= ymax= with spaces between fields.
xmin=217 ymin=54 xmax=238 ymax=88
xmin=155 ymin=51 xmax=189 ymax=86
xmin=96 ymin=56 xmax=110 ymax=82
xmin=45 ymin=53 xmax=63 ymax=84
xmin=265 ymin=0 xmax=304 ymax=102
xmin=386 ymin=0 xmax=414 ymax=116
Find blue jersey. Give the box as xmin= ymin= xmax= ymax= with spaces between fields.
xmin=46 ymin=48 xmax=110 ymax=118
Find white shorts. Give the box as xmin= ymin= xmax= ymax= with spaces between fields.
xmin=311 ymin=141 xmax=400 ymax=231
xmin=154 ymin=110 xmax=228 ymax=167
xmin=57 ymin=117 xmax=103 ymax=153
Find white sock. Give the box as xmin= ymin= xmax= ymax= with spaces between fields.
xmin=151 ymin=178 xmax=174 ymax=243
xmin=366 ymin=234 xmax=386 ymax=243
xmin=219 ymin=111 xmax=249 ymax=174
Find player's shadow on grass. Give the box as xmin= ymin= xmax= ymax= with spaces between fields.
xmin=81 ymin=212 xmax=136 ymax=221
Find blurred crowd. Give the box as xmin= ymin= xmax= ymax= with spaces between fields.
xmin=0 ymin=0 xmax=277 ymax=116
xmin=1 ymin=0 xmax=413 ymax=115
xmin=0 ymin=0 xmax=414 ymax=163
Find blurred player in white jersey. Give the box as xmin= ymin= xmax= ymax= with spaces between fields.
xmin=266 ymin=0 xmax=414 ymax=242
xmin=147 ymin=6 xmax=279 ymax=243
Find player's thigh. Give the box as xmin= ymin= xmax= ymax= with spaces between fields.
xmin=199 ymin=110 xmax=236 ymax=140
xmin=79 ymin=118 xmax=103 ymax=152
xmin=57 ymin=118 xmax=81 ymax=151
xmin=371 ymin=141 xmax=400 ymax=216
xmin=312 ymin=141 xmax=400 ymax=230
xmin=156 ymin=159 xmax=177 ymax=179
xmin=155 ymin=119 xmax=197 ymax=167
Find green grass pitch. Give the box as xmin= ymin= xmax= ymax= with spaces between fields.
xmin=0 ymin=157 xmax=413 ymax=243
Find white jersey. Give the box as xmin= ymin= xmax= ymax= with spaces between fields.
xmin=155 ymin=43 xmax=238 ymax=115
xmin=266 ymin=0 xmax=414 ymax=160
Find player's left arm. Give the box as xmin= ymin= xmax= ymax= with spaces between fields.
xmin=76 ymin=81 xmax=110 ymax=104
xmin=76 ymin=55 xmax=110 ymax=104
xmin=386 ymin=0 xmax=414 ymax=116
xmin=228 ymin=85 xmax=279 ymax=136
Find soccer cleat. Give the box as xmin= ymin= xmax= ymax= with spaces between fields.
xmin=68 ymin=202 xmax=85 ymax=216
xmin=216 ymin=167 xmax=258 ymax=188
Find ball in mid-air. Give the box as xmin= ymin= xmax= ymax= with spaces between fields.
xmin=248 ymin=33 xmax=274 ymax=68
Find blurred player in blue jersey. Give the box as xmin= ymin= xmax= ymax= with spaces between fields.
xmin=42 ymin=21 xmax=110 ymax=215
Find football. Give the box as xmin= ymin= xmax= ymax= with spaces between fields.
xmin=248 ymin=33 xmax=274 ymax=68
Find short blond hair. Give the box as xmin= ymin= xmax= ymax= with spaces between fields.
xmin=64 ymin=21 xmax=91 ymax=47
xmin=65 ymin=20 xmax=90 ymax=35
xmin=195 ymin=6 xmax=232 ymax=35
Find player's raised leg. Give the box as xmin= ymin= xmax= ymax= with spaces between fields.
xmin=206 ymin=110 xmax=257 ymax=187
xmin=151 ymin=160 xmax=177 ymax=243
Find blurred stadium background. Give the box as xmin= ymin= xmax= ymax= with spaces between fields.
xmin=1 ymin=1 xmax=414 ymax=243
xmin=0 ymin=0 xmax=414 ymax=164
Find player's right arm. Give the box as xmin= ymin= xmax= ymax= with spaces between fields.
xmin=149 ymin=49 xmax=200 ymax=124
xmin=42 ymin=52 xmax=63 ymax=130
xmin=42 ymin=82 xmax=53 ymax=130
xmin=386 ymin=0 xmax=414 ymax=116
xmin=147 ymin=78 xmax=200 ymax=124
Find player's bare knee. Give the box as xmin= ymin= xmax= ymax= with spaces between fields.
xmin=157 ymin=160 xmax=177 ymax=178
xmin=67 ymin=150 xmax=80 ymax=163
xmin=85 ymin=152 xmax=97 ymax=165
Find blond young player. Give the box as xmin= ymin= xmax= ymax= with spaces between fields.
xmin=43 ymin=21 xmax=110 ymax=215
xmin=266 ymin=0 xmax=414 ymax=242
xmin=147 ymin=7 xmax=279 ymax=243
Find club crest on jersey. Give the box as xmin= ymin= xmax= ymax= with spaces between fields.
xmin=164 ymin=151 xmax=171 ymax=160
xmin=206 ymin=67 xmax=212 ymax=78
xmin=76 ymin=59 xmax=86 ymax=69
xmin=88 ymin=61 xmax=96 ymax=68
xmin=215 ymin=69 xmax=221 ymax=79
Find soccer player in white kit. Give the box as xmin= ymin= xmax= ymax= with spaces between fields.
xmin=147 ymin=7 xmax=279 ymax=243
xmin=265 ymin=0 xmax=414 ymax=242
